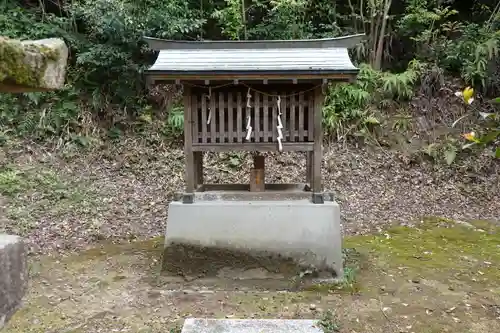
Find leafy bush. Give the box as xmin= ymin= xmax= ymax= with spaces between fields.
xmin=447 ymin=87 xmax=500 ymax=161
xmin=461 ymin=98 xmax=500 ymax=159
xmin=0 ymin=0 xmax=499 ymax=154
xmin=322 ymin=61 xmax=422 ymax=139
xmin=0 ymin=0 xmax=204 ymax=143
xmin=443 ymin=24 xmax=500 ymax=93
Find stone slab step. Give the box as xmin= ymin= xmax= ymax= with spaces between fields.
xmin=181 ymin=318 xmax=324 ymax=333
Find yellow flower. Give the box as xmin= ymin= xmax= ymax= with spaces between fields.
xmin=455 ymin=86 xmax=474 ymax=105
xmin=462 ymin=131 xmax=480 ymax=143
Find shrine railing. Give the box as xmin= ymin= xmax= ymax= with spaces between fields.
xmin=189 ymin=85 xmax=316 ymax=146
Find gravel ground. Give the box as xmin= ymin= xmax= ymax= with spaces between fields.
xmin=1 ymin=139 xmax=499 ymax=254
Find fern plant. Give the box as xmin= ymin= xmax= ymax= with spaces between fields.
xmin=322 ymin=62 xmax=421 ymax=140
xmin=162 ymin=104 xmax=184 ymax=138
xmin=461 ymin=33 xmax=500 ymax=89
xmin=444 ymin=23 xmax=500 ymax=92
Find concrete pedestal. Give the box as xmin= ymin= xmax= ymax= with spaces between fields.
xmin=165 ymin=199 xmax=343 ymax=277
xmin=0 ymin=234 xmax=27 ymax=329
xmin=181 ymin=318 xmax=324 ymax=333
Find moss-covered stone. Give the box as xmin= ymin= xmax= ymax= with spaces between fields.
xmin=0 ymin=37 xmax=36 ymax=86
xmin=0 ymin=36 xmax=67 ymax=91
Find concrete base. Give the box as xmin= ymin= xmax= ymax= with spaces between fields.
xmin=0 ymin=234 xmax=27 ymax=329
xmin=165 ymin=200 xmax=343 ymax=277
xmin=181 ymin=318 xmax=324 ymax=333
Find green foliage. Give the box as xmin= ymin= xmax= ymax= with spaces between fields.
xmin=398 ymin=0 xmax=460 ymax=61
xmin=164 ymin=105 xmax=184 ymax=137
xmin=212 ymin=0 xmax=246 ymax=40
xmin=397 ymin=0 xmax=500 ymax=93
xmin=0 ymin=88 xmax=85 ymax=142
xmin=462 ymin=98 xmax=500 ymax=159
xmin=421 ymin=139 xmax=461 ymax=166
xmin=0 ymin=165 xmax=70 ymax=198
xmin=69 ymin=0 xmax=203 ymax=105
xmin=0 ymin=0 xmax=205 ymax=142
xmin=317 ymin=310 xmax=341 ymax=333
xmin=0 ymin=0 xmax=499 ymax=155
xmin=443 ymin=24 xmax=500 ymax=91
xmin=322 ymin=61 xmax=422 ymax=139
xmin=250 ymin=0 xmax=314 ymax=39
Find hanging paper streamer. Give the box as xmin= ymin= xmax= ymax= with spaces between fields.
xmin=276 ymin=96 xmax=284 ymax=152
xmin=206 ymin=86 xmax=212 ymax=125
xmin=246 ymin=87 xmax=252 ymax=108
xmin=245 ymin=116 xmax=252 ymax=141
xmin=245 ymin=88 xmax=252 ymax=141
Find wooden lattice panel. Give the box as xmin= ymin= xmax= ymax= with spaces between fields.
xmin=190 ymin=85 xmax=315 ymax=144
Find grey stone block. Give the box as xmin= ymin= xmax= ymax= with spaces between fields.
xmin=0 ymin=234 xmax=27 ymax=329
xmin=181 ymin=318 xmax=324 ymax=333
xmin=0 ymin=37 xmax=69 ymax=92
xmin=165 ymin=200 xmax=343 ymax=277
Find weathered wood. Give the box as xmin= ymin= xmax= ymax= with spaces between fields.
xmin=192 ymin=142 xmax=313 ymax=152
xmin=306 ymin=151 xmax=313 ymax=184
xmin=201 ymin=92 xmax=208 ymax=143
xmin=194 ymin=152 xmax=204 ymax=187
xmin=183 ymin=87 xmax=195 ymax=195
xmin=312 ymin=87 xmax=324 ymax=197
xmin=210 ymin=91 xmax=216 ymax=143
xmin=245 ymin=90 xmax=251 ymax=141
xmin=307 ymin=91 xmax=314 ymax=141
xmin=263 ymin=94 xmax=270 ymax=142
xmin=187 ymin=84 xmax=316 ymax=150
xmin=281 ymin=93 xmax=287 ymax=140
xmin=195 ymin=131 xmax=308 ymax=140
xmin=218 ymin=92 xmax=225 ymax=143
xmin=254 ymin=154 xmax=265 ymax=169
xmin=254 ymin=91 xmax=260 ymax=142
xmin=271 ymin=91 xmax=278 ymax=140
xmin=237 ymin=92 xmax=243 ymax=142
xmin=250 ymin=154 xmax=265 ymax=192
xmin=148 ymin=73 xmax=354 ymax=84
xmin=228 ymin=91 xmax=234 ymax=143
xmin=290 ymin=92 xmax=296 ymax=142
xmin=182 ymin=183 xmax=315 ymax=201
xmin=192 ymin=94 xmax=200 ymax=143
xmin=298 ymin=92 xmax=305 ymax=141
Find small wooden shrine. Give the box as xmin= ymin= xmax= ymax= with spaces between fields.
xmin=144 ymin=35 xmax=363 ymax=204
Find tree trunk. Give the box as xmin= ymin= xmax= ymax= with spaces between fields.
xmin=373 ymin=0 xmax=392 ymax=70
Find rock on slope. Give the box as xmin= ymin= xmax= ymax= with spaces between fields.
xmin=0 ymin=36 xmax=68 ymax=92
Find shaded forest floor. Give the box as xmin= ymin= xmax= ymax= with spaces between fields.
xmin=0 ymin=137 xmax=499 ymax=254
xmin=1 ymin=137 xmax=500 ymax=332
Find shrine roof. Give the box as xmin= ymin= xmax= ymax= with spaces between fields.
xmin=144 ymin=34 xmax=364 ymax=80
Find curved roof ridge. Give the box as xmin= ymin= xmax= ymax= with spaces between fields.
xmin=143 ymin=34 xmax=365 ymax=51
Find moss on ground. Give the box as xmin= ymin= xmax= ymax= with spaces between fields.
xmin=6 ymin=218 xmax=500 ymax=333
xmin=344 ymin=217 xmax=500 ymax=288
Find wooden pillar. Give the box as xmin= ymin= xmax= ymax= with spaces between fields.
xmin=312 ymin=87 xmax=324 ymax=204
xmin=183 ymin=86 xmax=195 ymax=203
xmin=193 ymin=152 xmax=204 ymax=189
xmin=250 ymin=154 xmax=265 ymax=192
xmin=306 ymin=151 xmax=313 ymax=185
